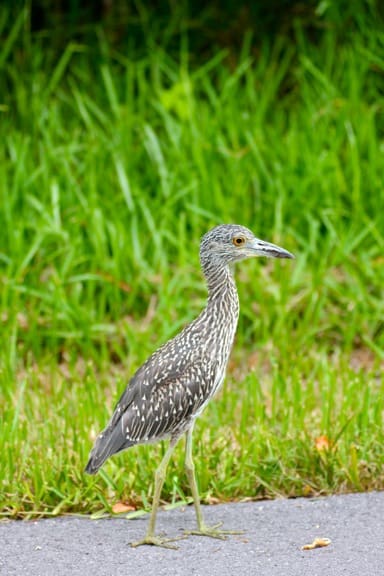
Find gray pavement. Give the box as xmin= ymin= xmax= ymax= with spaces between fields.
xmin=1 ymin=491 xmax=383 ymax=576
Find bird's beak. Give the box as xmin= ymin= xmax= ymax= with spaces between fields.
xmin=249 ymin=237 xmax=295 ymax=259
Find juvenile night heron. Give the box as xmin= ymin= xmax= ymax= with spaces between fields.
xmin=85 ymin=224 xmax=294 ymax=548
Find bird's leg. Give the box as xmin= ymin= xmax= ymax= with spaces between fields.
xmin=184 ymin=426 xmax=243 ymax=540
xmin=130 ymin=438 xmax=185 ymax=549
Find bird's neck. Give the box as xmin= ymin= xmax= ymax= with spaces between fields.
xmin=198 ymin=264 xmax=240 ymax=366
xmin=205 ymin=264 xmax=240 ymax=318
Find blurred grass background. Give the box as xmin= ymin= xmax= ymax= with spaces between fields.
xmin=1 ymin=0 xmax=384 ymax=517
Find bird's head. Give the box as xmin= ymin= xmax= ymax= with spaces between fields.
xmin=200 ymin=224 xmax=294 ymax=270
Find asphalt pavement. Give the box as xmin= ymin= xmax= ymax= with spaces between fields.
xmin=1 ymin=491 xmax=383 ymax=576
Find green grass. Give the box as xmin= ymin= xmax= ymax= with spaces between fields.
xmin=1 ymin=8 xmax=384 ymax=517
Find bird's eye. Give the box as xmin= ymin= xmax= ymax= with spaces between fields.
xmin=232 ymin=236 xmax=246 ymax=247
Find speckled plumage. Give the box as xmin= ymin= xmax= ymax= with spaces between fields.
xmin=85 ymin=224 xmax=293 ymax=480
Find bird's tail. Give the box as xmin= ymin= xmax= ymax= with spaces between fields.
xmin=84 ymin=423 xmax=128 ymax=475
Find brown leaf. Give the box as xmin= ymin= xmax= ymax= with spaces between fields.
xmin=315 ymin=435 xmax=331 ymax=451
xmin=205 ymin=495 xmax=221 ymax=505
xmin=112 ymin=502 xmax=136 ymax=514
xmin=302 ymin=484 xmax=314 ymax=497
xmin=302 ymin=537 xmax=331 ymax=550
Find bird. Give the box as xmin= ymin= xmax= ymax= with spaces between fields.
xmin=85 ymin=224 xmax=294 ymax=548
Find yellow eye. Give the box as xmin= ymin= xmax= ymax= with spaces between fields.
xmin=232 ymin=235 xmax=246 ymax=247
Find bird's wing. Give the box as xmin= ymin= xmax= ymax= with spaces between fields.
xmin=85 ymin=341 xmax=215 ymax=473
xmin=118 ymin=358 xmax=216 ymax=444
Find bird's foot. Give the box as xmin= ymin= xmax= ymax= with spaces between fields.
xmin=185 ymin=522 xmax=244 ymax=540
xmin=130 ymin=533 xmax=186 ymax=550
